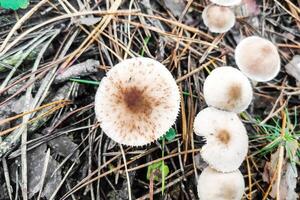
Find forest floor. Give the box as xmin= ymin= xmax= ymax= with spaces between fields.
xmin=0 ymin=0 xmax=299 ymax=199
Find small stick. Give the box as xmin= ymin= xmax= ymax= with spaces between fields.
xmin=276 ymin=105 xmax=287 ymax=200
xmin=246 ymin=157 xmax=252 ymax=200
xmin=120 ymin=144 xmax=132 ymax=200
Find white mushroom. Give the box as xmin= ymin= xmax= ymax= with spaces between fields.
xmin=235 ymin=36 xmax=281 ymax=82
xmin=203 ymin=66 xmax=253 ymax=113
xmin=210 ymin=0 xmax=242 ymax=6
xmin=194 ymin=107 xmax=248 ymax=172
xmin=95 ymin=57 xmax=180 ymax=146
xmin=202 ymin=4 xmax=236 ymax=33
xmin=197 ymin=167 xmax=245 ymax=200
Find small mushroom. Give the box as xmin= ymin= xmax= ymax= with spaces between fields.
xmin=95 ymin=57 xmax=180 ymax=146
xmin=202 ymin=4 xmax=236 ymax=33
xmin=203 ymin=66 xmax=253 ymax=113
xmin=194 ymin=107 xmax=248 ymax=172
xmin=210 ymin=0 xmax=242 ymax=6
xmin=235 ymin=36 xmax=281 ymax=82
xmin=197 ymin=167 xmax=245 ymax=200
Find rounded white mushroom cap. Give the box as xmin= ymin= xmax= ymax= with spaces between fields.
xmin=95 ymin=57 xmax=180 ymax=146
xmin=202 ymin=4 xmax=235 ymax=33
xmin=235 ymin=36 xmax=281 ymax=82
xmin=210 ymin=0 xmax=242 ymax=6
xmin=197 ymin=167 xmax=245 ymax=200
xmin=203 ymin=66 xmax=253 ymax=113
xmin=194 ymin=107 xmax=248 ymax=172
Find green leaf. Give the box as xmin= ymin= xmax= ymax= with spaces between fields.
xmin=164 ymin=128 xmax=176 ymax=141
xmin=159 ymin=128 xmax=176 ymax=142
xmin=69 ymin=78 xmax=100 ymax=86
xmin=140 ymin=36 xmax=151 ymax=57
xmin=0 ymin=0 xmax=29 ymax=10
xmin=146 ymin=161 xmax=169 ymax=182
xmin=259 ymin=137 xmax=283 ymax=156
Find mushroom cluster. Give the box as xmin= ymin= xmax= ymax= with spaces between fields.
xmin=194 ymin=66 xmax=251 ymax=199
xmin=195 ymin=35 xmax=281 ymax=199
xmin=202 ymin=0 xmax=242 ymax=33
xmin=93 ymin=36 xmax=280 ymax=200
xmin=95 ymin=57 xmax=180 ymax=146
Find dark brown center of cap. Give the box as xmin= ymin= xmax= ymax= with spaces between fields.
xmin=227 ymin=84 xmax=242 ymax=108
xmin=124 ymin=87 xmax=143 ymax=108
xmin=216 ymin=129 xmax=231 ymax=145
xmin=122 ymin=86 xmax=152 ymax=114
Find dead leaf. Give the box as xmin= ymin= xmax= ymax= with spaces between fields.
xmin=262 ymin=148 xmax=298 ymax=200
xmin=48 ymin=135 xmax=79 ymax=161
xmin=163 ymin=0 xmax=185 ymax=17
xmin=74 ymin=0 xmax=101 ymax=26
xmin=10 ymin=140 xmax=62 ymax=199
xmin=285 ymin=55 xmax=300 ymax=82
xmin=54 ymin=59 xmax=100 ymax=83
xmin=78 ymin=17 xmax=101 ymax=26
xmin=242 ymin=0 xmax=259 ymax=15
xmin=284 ymin=162 xmax=298 ymax=200
xmin=235 ymin=0 xmax=259 ymax=18
xmin=263 ymin=148 xmax=280 ymax=184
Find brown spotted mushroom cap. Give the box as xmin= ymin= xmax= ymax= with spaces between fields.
xmin=202 ymin=4 xmax=235 ymax=33
xmin=197 ymin=167 xmax=245 ymax=200
xmin=203 ymin=66 xmax=253 ymax=113
xmin=194 ymin=107 xmax=248 ymax=172
xmin=95 ymin=57 xmax=180 ymax=146
xmin=235 ymin=36 xmax=281 ymax=82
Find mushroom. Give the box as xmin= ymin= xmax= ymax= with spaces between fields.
xmin=203 ymin=66 xmax=253 ymax=113
xmin=235 ymin=36 xmax=281 ymax=82
xmin=210 ymin=0 xmax=242 ymax=6
xmin=193 ymin=107 xmax=248 ymax=172
xmin=202 ymin=4 xmax=236 ymax=33
xmin=95 ymin=57 xmax=180 ymax=146
xmin=197 ymin=166 xmax=245 ymax=200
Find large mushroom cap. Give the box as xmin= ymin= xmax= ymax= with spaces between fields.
xmin=210 ymin=0 xmax=242 ymax=6
xmin=197 ymin=167 xmax=245 ymax=200
xmin=194 ymin=107 xmax=248 ymax=172
xmin=204 ymin=66 xmax=253 ymax=113
xmin=235 ymin=36 xmax=281 ymax=82
xmin=95 ymin=57 xmax=180 ymax=146
xmin=202 ymin=4 xmax=235 ymax=33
